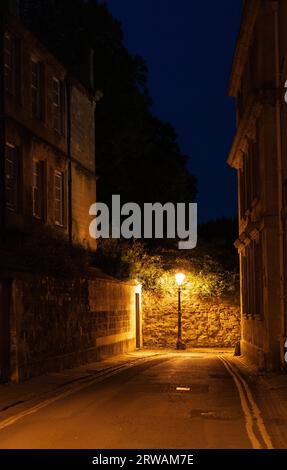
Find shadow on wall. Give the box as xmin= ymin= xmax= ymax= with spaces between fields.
xmin=9 ymin=271 xmax=137 ymax=382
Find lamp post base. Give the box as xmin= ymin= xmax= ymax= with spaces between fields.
xmin=176 ymin=339 xmax=186 ymax=350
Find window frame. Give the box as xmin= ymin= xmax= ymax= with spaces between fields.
xmin=5 ymin=143 xmax=19 ymax=213
xmin=32 ymin=160 xmax=45 ymax=220
xmin=54 ymin=171 xmax=65 ymax=227
xmin=52 ymin=77 xmax=64 ymax=135
xmin=4 ymin=32 xmax=20 ymax=99
xmin=31 ymin=58 xmax=43 ymax=119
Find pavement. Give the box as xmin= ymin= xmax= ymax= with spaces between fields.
xmin=0 ymin=350 xmax=160 ymax=415
xmin=0 ymin=349 xmax=286 ymax=449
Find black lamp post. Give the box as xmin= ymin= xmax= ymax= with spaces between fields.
xmin=175 ymin=272 xmax=186 ymax=350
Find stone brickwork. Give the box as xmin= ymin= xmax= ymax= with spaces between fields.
xmin=70 ymin=84 xmax=96 ymax=251
xmin=70 ymin=85 xmax=95 ymax=173
xmin=143 ymin=291 xmax=240 ymax=348
xmin=10 ymin=273 xmax=137 ymax=382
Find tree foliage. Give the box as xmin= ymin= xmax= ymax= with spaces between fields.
xmin=20 ymin=0 xmax=197 ymax=206
xmin=94 ymin=238 xmax=239 ymax=301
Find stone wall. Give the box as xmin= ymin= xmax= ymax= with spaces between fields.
xmin=143 ymin=290 xmax=240 ymax=348
xmin=9 ymin=272 xmax=137 ymax=382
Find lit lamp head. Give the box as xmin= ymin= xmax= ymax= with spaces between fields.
xmin=175 ymin=272 xmax=185 ymax=286
xmin=135 ymin=283 xmax=142 ymax=294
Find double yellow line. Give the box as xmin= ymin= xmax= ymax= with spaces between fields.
xmin=218 ymin=355 xmax=273 ymax=449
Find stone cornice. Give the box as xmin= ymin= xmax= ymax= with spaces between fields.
xmin=227 ymin=94 xmax=263 ymax=169
xmin=235 ymin=219 xmax=263 ymax=252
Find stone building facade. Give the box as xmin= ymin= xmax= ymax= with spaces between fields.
xmin=0 ymin=8 xmax=141 ymax=382
xmin=228 ymin=0 xmax=287 ymax=370
xmin=0 ymin=10 xmax=96 ymax=253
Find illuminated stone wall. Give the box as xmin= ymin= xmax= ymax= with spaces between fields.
xmin=142 ymin=291 xmax=240 ymax=348
xmin=10 ymin=273 xmax=137 ymax=382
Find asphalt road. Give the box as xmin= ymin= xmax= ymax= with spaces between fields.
xmin=0 ymin=353 xmax=276 ymax=449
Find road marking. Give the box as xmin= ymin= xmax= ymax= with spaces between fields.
xmin=218 ymin=355 xmax=261 ymax=448
xmin=218 ymin=355 xmax=273 ymax=449
xmin=0 ymin=356 xmax=162 ymax=432
xmin=229 ymin=359 xmax=273 ymax=449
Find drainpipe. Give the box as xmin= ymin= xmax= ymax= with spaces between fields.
xmin=272 ymin=1 xmax=286 ymax=368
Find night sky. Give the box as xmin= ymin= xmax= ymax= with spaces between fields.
xmin=103 ymin=0 xmax=242 ymax=222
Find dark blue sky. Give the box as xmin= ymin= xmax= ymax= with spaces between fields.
xmin=103 ymin=0 xmax=242 ymax=222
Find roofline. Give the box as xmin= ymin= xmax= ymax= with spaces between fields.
xmin=228 ymin=0 xmax=260 ymax=98
xmin=2 ymin=11 xmax=96 ymax=102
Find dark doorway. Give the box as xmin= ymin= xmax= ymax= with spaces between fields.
xmin=0 ymin=280 xmax=10 ymax=383
xmin=135 ymin=293 xmax=141 ymax=349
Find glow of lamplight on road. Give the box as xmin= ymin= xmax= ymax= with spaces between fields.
xmin=176 ymin=386 xmax=190 ymax=391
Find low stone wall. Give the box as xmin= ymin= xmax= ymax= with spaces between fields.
xmin=143 ymin=290 xmax=240 ymax=348
xmin=10 ymin=272 xmax=137 ymax=382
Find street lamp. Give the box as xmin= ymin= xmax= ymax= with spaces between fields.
xmin=175 ymin=272 xmax=186 ymax=350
